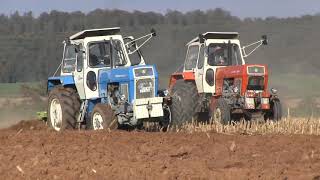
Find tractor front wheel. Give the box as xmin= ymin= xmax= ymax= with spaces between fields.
xmin=210 ymin=98 xmax=231 ymax=125
xmin=159 ymin=105 xmax=171 ymax=132
xmin=47 ymin=87 xmax=80 ymax=131
xmin=88 ymin=104 xmax=118 ymax=130
xmin=265 ymin=99 xmax=282 ymax=121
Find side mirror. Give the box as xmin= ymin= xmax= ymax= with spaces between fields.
xmin=199 ymin=34 xmax=205 ymax=43
xmin=242 ymin=35 xmax=269 ymax=57
xmin=75 ymin=46 xmax=79 ymax=53
xmin=65 ymin=38 xmax=71 ymax=46
xmin=151 ymin=28 xmax=156 ymax=37
xmin=75 ymin=44 xmax=85 ymax=53
xmin=262 ymin=35 xmax=268 ymax=45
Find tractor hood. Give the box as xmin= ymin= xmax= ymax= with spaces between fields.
xmin=98 ymin=65 xmax=158 ymax=83
xmin=216 ymin=64 xmax=267 ymax=78
xmin=215 ymin=64 xmax=269 ymax=96
xmin=98 ymin=65 xmax=159 ymax=103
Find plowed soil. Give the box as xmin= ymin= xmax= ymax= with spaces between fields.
xmin=0 ymin=120 xmax=320 ymax=179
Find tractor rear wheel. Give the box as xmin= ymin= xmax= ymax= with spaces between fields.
xmin=170 ymin=80 xmax=200 ymax=127
xmin=47 ymin=87 xmax=80 ymax=131
xmin=210 ymin=98 xmax=231 ymax=125
xmin=88 ymin=103 xmax=118 ymax=130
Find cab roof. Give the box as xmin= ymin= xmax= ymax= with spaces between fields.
xmin=69 ymin=27 xmax=121 ymax=40
xmin=187 ymin=32 xmax=239 ymax=45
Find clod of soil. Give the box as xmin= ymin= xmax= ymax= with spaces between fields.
xmin=7 ymin=120 xmax=47 ymax=131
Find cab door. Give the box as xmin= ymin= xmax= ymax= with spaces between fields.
xmin=195 ymin=44 xmax=205 ymax=93
xmin=73 ymin=44 xmax=86 ymax=99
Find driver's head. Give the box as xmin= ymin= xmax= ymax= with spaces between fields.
xmin=104 ymin=55 xmax=111 ymax=66
xmin=213 ymin=46 xmax=223 ymax=53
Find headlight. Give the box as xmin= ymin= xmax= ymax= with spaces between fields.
xmin=261 ymin=98 xmax=269 ymax=104
xmin=119 ymin=94 xmax=126 ymax=101
xmin=163 ymin=89 xmax=169 ymax=96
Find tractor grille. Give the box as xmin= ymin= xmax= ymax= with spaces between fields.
xmin=135 ymin=78 xmax=155 ymax=99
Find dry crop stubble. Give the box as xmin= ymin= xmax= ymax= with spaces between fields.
xmin=177 ymin=118 xmax=320 ymax=135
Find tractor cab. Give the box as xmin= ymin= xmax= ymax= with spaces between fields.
xmin=182 ymin=32 xmax=246 ymax=95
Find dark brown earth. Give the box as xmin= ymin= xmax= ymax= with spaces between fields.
xmin=0 ymin=120 xmax=320 ymax=180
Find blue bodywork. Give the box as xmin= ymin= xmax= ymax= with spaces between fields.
xmin=47 ymin=75 xmax=75 ymax=91
xmin=47 ymin=64 xmax=159 ymax=119
xmin=98 ymin=65 xmax=159 ymax=103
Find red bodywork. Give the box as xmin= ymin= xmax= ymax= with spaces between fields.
xmin=215 ymin=64 xmax=270 ymax=97
xmin=212 ymin=64 xmax=271 ymax=110
xmin=169 ymin=64 xmax=271 ymax=111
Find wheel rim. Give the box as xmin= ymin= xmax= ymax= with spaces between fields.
xmin=92 ymin=112 xmax=104 ymax=130
xmin=50 ymin=98 xmax=63 ymax=131
xmin=213 ymin=108 xmax=222 ymax=123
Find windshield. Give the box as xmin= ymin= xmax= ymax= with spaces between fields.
xmin=207 ymin=43 xmax=242 ymax=66
xmin=185 ymin=45 xmax=199 ymax=70
xmin=62 ymin=45 xmax=76 ymax=73
xmin=88 ymin=40 xmax=127 ymax=68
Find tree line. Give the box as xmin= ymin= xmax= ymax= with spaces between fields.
xmin=0 ymin=8 xmax=319 ymax=89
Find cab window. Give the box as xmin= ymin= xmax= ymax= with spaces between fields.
xmin=63 ymin=45 xmax=76 ymax=73
xmin=88 ymin=40 xmax=127 ymax=68
xmin=207 ymin=43 xmax=242 ymax=66
xmin=185 ymin=45 xmax=199 ymax=70
xmin=89 ymin=42 xmax=111 ymax=67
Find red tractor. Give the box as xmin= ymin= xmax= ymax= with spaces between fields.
xmin=169 ymin=32 xmax=281 ymax=126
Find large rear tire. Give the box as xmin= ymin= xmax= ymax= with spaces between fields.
xmin=47 ymin=87 xmax=80 ymax=131
xmin=170 ymin=80 xmax=200 ymax=127
xmin=88 ymin=103 xmax=118 ymax=130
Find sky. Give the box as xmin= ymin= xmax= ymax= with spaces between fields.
xmin=0 ymin=0 xmax=320 ymax=18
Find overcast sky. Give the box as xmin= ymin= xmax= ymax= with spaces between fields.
xmin=1 ymin=0 xmax=320 ymax=18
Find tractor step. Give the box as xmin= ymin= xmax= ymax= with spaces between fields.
xmin=77 ymin=100 xmax=88 ymax=123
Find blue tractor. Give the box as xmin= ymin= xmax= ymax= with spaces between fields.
xmin=47 ymin=27 xmax=171 ymax=131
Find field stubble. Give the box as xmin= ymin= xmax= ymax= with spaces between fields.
xmin=179 ymin=118 xmax=320 ymax=136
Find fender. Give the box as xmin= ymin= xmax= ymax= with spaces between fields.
xmin=169 ymin=71 xmax=195 ymax=89
xmin=47 ymin=75 xmax=75 ymax=92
